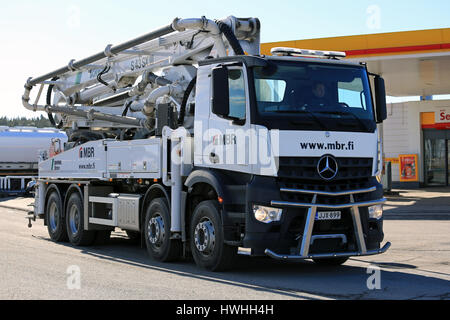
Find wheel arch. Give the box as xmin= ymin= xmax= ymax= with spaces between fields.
xmin=184 ymin=169 xmax=230 ymax=203
xmin=140 ymin=183 xmax=170 ymax=226
xmin=183 ymin=170 xmax=232 ymax=239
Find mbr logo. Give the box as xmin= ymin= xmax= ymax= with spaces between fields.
xmin=79 ymin=147 xmax=95 ymax=158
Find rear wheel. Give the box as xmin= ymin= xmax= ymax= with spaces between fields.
xmin=190 ymin=200 xmax=237 ymax=271
xmin=144 ymin=198 xmax=181 ymax=262
xmin=66 ymin=192 xmax=96 ymax=246
xmin=45 ymin=191 xmax=67 ymax=242
xmin=312 ymin=257 xmax=349 ymax=266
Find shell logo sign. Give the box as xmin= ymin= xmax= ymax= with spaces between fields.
xmin=421 ymin=110 xmax=450 ymax=129
xmin=435 ymin=108 xmax=450 ymax=123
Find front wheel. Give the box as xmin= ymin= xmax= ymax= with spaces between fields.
xmin=190 ymin=200 xmax=237 ymax=271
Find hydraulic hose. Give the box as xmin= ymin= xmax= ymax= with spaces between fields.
xmin=97 ymin=65 xmax=111 ymax=89
xmin=69 ymin=131 xmax=104 ymax=144
xmin=122 ymin=100 xmax=132 ymax=116
xmin=216 ymin=21 xmax=244 ymax=55
xmin=46 ymin=77 xmax=63 ymax=129
xmin=178 ymin=76 xmax=196 ymax=126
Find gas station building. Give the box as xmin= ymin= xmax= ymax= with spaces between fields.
xmin=262 ymin=28 xmax=450 ymax=188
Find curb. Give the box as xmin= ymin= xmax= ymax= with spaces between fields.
xmin=385 ymin=215 xmax=450 ymax=220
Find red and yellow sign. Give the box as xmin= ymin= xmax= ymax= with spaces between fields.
xmin=384 ymin=157 xmax=399 ymax=164
xmin=435 ymin=108 xmax=450 ymax=123
xmin=399 ymin=154 xmax=419 ymax=182
xmin=421 ymin=111 xmax=450 ymax=130
xmin=261 ymin=28 xmax=450 ymax=58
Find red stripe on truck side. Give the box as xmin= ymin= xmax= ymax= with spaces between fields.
xmin=346 ymin=43 xmax=450 ymax=56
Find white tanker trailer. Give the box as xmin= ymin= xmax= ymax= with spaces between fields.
xmin=0 ymin=126 xmax=67 ymax=195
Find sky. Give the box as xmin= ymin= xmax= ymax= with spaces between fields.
xmin=1 ymin=0 xmax=450 ymax=118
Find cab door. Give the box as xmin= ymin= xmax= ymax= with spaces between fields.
xmin=205 ymin=64 xmax=251 ymax=173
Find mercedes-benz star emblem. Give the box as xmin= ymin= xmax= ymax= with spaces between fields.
xmin=317 ymin=155 xmax=338 ymax=180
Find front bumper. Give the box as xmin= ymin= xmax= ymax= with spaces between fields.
xmin=265 ymin=242 xmax=391 ymax=260
xmin=241 ymin=176 xmax=390 ymax=259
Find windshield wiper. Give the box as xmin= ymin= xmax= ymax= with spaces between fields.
xmin=316 ymin=110 xmax=370 ymax=131
xmin=271 ymin=108 xmax=327 ymax=130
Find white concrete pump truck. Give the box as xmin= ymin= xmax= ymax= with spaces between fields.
xmin=22 ymin=16 xmax=390 ymax=271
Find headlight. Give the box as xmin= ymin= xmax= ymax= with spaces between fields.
xmin=376 ymin=171 xmax=382 ymax=183
xmin=253 ymin=205 xmax=283 ymax=223
xmin=26 ymin=180 xmax=36 ymax=189
xmin=368 ymin=204 xmax=383 ymax=220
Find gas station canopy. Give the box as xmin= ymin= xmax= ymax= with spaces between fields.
xmin=261 ymin=28 xmax=450 ymax=97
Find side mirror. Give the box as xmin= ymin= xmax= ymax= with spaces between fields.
xmin=212 ymin=65 xmax=230 ymax=118
xmin=374 ymin=76 xmax=387 ymax=123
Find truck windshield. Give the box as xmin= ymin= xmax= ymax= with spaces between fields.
xmin=252 ymin=60 xmax=376 ymax=132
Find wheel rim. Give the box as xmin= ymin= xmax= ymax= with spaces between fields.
xmin=49 ymin=201 xmax=58 ymax=232
xmin=148 ymin=214 xmax=165 ymax=248
xmin=194 ymin=218 xmax=216 ymax=255
xmin=68 ymin=204 xmax=80 ymax=236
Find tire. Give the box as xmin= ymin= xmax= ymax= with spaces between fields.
xmin=312 ymin=257 xmax=349 ymax=266
xmin=190 ymin=200 xmax=237 ymax=271
xmin=65 ymin=192 xmax=96 ymax=246
xmin=144 ymin=198 xmax=181 ymax=262
xmin=45 ymin=191 xmax=68 ymax=242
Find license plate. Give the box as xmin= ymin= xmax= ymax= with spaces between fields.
xmin=315 ymin=211 xmax=341 ymax=220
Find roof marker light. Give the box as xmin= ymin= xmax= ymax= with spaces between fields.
xmin=270 ymin=47 xmax=346 ymax=59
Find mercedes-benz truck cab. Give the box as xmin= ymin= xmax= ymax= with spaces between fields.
xmin=196 ymin=51 xmax=389 ymax=265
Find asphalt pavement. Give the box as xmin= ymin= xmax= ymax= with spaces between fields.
xmin=383 ymin=188 xmax=450 ymax=219
xmin=0 ymin=189 xmax=449 ymax=300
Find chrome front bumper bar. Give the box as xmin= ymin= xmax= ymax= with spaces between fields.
xmin=265 ymin=242 xmax=391 ymax=260
xmin=264 ymin=186 xmax=390 ymax=260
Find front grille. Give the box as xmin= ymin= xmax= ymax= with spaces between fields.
xmin=278 ymin=157 xmax=373 ymax=205
xmin=278 ymin=157 xmax=373 ymax=181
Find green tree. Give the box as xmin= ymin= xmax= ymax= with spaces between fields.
xmin=0 ymin=115 xmax=52 ymax=128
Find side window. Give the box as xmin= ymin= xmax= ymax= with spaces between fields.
xmin=228 ymin=69 xmax=246 ymax=120
xmin=255 ymin=79 xmax=286 ymax=102
xmin=338 ymin=78 xmax=367 ymax=110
